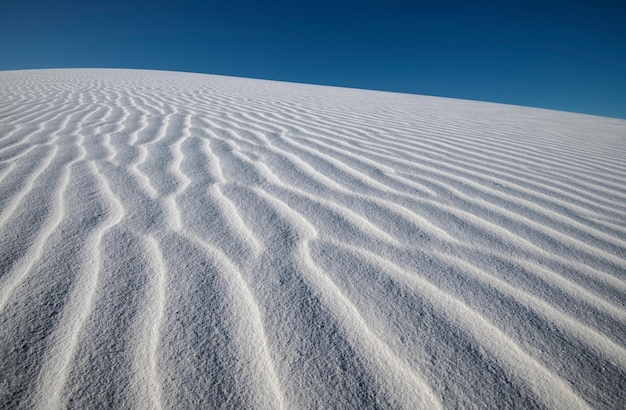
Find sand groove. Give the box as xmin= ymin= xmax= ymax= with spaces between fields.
xmin=1 ymin=69 xmax=625 ymax=409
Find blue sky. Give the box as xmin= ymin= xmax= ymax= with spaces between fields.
xmin=1 ymin=0 xmax=625 ymax=119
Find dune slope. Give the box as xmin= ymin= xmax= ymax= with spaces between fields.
xmin=0 ymin=69 xmax=625 ymax=409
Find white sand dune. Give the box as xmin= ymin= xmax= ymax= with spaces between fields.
xmin=0 ymin=68 xmax=625 ymax=409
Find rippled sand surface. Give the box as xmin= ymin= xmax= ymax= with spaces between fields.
xmin=1 ymin=69 xmax=625 ymax=409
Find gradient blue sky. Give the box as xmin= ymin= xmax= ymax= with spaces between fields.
xmin=1 ymin=0 xmax=625 ymax=118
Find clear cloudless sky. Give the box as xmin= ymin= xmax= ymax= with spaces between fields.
xmin=1 ymin=0 xmax=625 ymax=118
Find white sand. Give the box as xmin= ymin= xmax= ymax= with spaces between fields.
xmin=0 ymin=68 xmax=625 ymax=409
